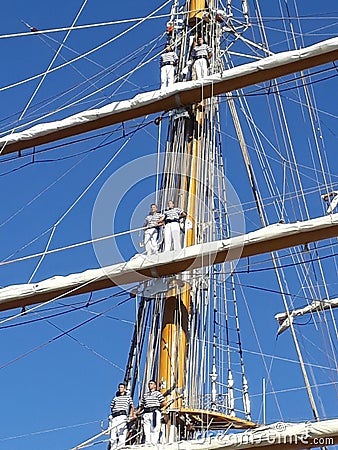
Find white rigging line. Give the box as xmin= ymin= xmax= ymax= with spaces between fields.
xmin=238 ymin=6 xmax=336 ymax=330
xmin=260 ymin=6 xmax=328 ymax=420
xmin=9 ymin=181 xmax=333 ymax=273
xmin=0 ymin=123 xmax=141 ymax=284
xmin=205 ymin=339 xmax=338 ymax=373
xmin=0 ymin=0 xmax=172 ymax=95
xmin=0 ymin=33 xmax=164 ymax=136
xmin=283 ymin=0 xmax=338 ymax=380
xmin=0 ymin=420 xmax=101 ymax=443
xmin=0 ymin=224 xmax=147 ymax=268
xmin=0 ymin=155 xmax=88 ymax=231
xmin=22 ymin=31 xmax=110 ymax=112
xmin=0 ymin=121 xmax=148 ymax=327
xmin=19 ymin=0 xmax=89 ymax=121
xmin=236 ymin=278 xmax=284 ymax=420
xmin=22 ymin=1 xmax=88 ymax=282
xmin=105 ymin=34 xmax=163 ymax=103
xmin=0 ymin=263 xmax=129 ymax=327
xmin=0 ymin=149 xmax=99 ymax=268
xmin=1 ymin=12 xmax=336 ymax=40
xmin=24 ymin=134 xmax=133 ymax=281
xmin=27 ymin=225 xmax=56 ymax=283
xmin=38 ymin=311 xmax=125 ymax=372
xmin=0 ymin=11 xmax=181 ymax=40
xmin=3 ymin=380 xmax=336 ymax=445
xmin=232 ymin=2 xmax=329 ymax=422
xmin=218 ymin=122 xmax=338 ymax=186
xmin=0 ymin=300 xmax=126 ymax=372
xmin=0 ymin=34 xmax=165 ymax=138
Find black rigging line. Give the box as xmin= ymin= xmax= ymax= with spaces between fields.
xmin=230 ymin=279 xmax=338 ymax=305
xmin=0 ymin=117 xmax=157 ymax=177
xmin=234 ymin=249 xmax=338 ymax=274
xmin=0 ymin=295 xmax=133 ymax=371
xmin=0 ymin=118 xmax=156 ymax=163
xmin=0 ymin=288 xmax=129 ymax=321
xmin=243 ymin=73 xmax=338 ymax=97
xmin=0 ymin=35 xmax=165 ymax=132
xmin=0 ymin=61 xmax=334 ymax=183
xmin=1 ymin=67 xmax=334 ymax=169
xmin=217 ymin=64 xmax=338 ymax=100
xmin=0 ymin=291 xmax=131 ymax=329
xmin=0 ymin=63 xmax=334 ymax=172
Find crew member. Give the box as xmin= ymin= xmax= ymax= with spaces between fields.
xmin=137 ymin=380 xmax=165 ymax=444
xmin=161 ymin=200 xmax=186 ymax=252
xmin=109 ymin=383 xmax=134 ymax=449
xmin=191 ymin=36 xmax=212 ymax=80
xmin=160 ymin=44 xmax=178 ymax=89
xmin=143 ymin=204 xmax=162 ymax=255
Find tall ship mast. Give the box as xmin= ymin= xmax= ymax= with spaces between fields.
xmin=125 ymin=0 xmax=257 ymax=439
xmin=0 ymin=1 xmax=337 ymax=449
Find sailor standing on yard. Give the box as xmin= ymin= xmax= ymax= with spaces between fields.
xmin=137 ymin=380 xmax=165 ymax=444
xmin=143 ymin=204 xmax=162 ymax=255
xmin=109 ymin=383 xmax=134 ymax=449
xmin=160 ymin=44 xmax=178 ymax=89
xmin=161 ymin=200 xmax=186 ymax=252
xmin=191 ymin=36 xmax=212 ymax=80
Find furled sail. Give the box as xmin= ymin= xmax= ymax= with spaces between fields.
xmin=1 ymin=213 xmax=337 ymax=312
xmin=275 ymin=297 xmax=338 ymax=335
xmin=72 ymin=417 xmax=338 ymax=450
xmin=0 ymin=37 xmax=337 ymax=156
xmin=1 ymin=1 xmax=337 ymax=447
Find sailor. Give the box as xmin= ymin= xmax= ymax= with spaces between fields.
xmin=109 ymin=383 xmax=134 ymax=449
xmin=191 ymin=36 xmax=212 ymax=80
xmin=160 ymin=44 xmax=178 ymax=89
xmin=321 ymin=191 xmax=338 ymax=214
xmin=143 ymin=204 xmax=162 ymax=255
xmin=137 ymin=380 xmax=165 ymax=444
xmin=161 ymin=200 xmax=186 ymax=252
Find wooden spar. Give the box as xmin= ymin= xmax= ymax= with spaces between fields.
xmin=0 ymin=213 xmax=337 ymax=312
xmin=0 ymin=37 xmax=337 ymax=156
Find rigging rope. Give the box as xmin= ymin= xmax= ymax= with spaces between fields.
xmin=19 ymin=0 xmax=89 ymax=121
xmin=0 ymin=0 xmax=173 ymax=95
xmin=0 ymin=296 xmax=131 ymax=371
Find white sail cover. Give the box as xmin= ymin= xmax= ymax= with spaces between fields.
xmin=0 ymin=213 xmax=337 ymax=312
xmin=275 ymin=297 xmax=338 ymax=335
xmin=72 ymin=418 xmax=338 ymax=450
xmin=0 ymin=37 xmax=337 ymax=155
xmin=184 ymin=419 xmax=338 ymax=449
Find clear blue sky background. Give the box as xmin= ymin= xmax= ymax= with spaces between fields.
xmin=0 ymin=1 xmax=337 ymax=449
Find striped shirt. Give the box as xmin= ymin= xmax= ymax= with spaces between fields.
xmin=163 ymin=207 xmax=184 ymax=223
xmin=141 ymin=390 xmax=165 ymax=409
xmin=160 ymin=51 xmax=178 ymax=67
xmin=192 ymin=43 xmax=212 ymax=59
xmin=144 ymin=212 xmax=162 ymax=228
xmin=110 ymin=393 xmax=133 ymax=414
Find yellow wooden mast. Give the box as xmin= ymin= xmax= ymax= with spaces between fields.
xmin=157 ymin=0 xmax=207 ymax=414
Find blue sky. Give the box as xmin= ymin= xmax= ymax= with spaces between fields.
xmin=0 ymin=1 xmax=337 ymax=449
